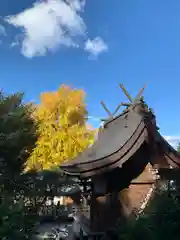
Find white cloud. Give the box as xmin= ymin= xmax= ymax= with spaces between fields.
xmin=0 ymin=25 xmax=6 ymax=44
xmin=9 ymin=35 xmax=21 ymax=48
xmin=5 ymin=0 xmax=108 ymax=58
xmin=164 ymin=136 xmax=180 ymax=149
xmin=84 ymin=37 xmax=108 ymax=57
xmin=0 ymin=25 xmax=6 ymax=36
xmin=10 ymin=41 xmax=19 ymax=48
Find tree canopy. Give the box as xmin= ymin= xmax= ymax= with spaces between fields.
xmin=25 ymin=85 xmax=95 ymax=171
xmin=0 ymin=92 xmax=37 ymax=189
xmin=0 ymin=91 xmax=38 ymax=239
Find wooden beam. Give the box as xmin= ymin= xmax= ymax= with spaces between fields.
xmin=130 ymin=181 xmax=156 ymax=185
xmin=112 ymin=103 xmax=123 ymax=116
xmin=100 ymin=101 xmax=113 ymax=117
xmin=112 ymin=102 xmax=130 ymax=116
xmin=134 ymin=84 xmax=146 ymax=101
xmin=119 ymin=84 xmax=133 ymax=102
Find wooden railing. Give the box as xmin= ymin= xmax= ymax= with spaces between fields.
xmin=72 ymin=205 xmax=90 ymax=213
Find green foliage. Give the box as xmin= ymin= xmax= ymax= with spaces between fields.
xmin=0 ymin=92 xmax=37 ymax=182
xmin=0 ymin=91 xmax=37 ymax=239
xmin=0 ymin=194 xmax=38 ymax=240
xmin=116 ymin=188 xmax=180 ymax=240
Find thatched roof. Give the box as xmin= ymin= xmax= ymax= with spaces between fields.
xmin=60 ymin=84 xmax=180 ymax=178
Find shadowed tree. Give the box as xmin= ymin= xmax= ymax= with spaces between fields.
xmin=0 ymin=91 xmax=37 ymax=239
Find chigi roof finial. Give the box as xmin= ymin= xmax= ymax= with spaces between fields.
xmin=100 ymin=83 xmax=147 ymax=121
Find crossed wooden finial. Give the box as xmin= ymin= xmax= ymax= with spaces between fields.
xmin=100 ymin=83 xmax=146 ymax=119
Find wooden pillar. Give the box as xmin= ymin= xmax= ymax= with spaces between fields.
xmin=91 ymin=191 xmax=128 ymax=233
xmin=90 ymin=188 xmax=122 ymax=232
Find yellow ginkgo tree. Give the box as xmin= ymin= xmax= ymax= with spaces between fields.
xmin=25 ymin=84 xmax=95 ymax=171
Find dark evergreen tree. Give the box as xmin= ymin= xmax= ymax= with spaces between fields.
xmin=0 ymin=91 xmax=37 ymax=239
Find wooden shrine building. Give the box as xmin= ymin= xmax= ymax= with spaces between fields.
xmin=60 ymin=84 xmax=180 ymax=238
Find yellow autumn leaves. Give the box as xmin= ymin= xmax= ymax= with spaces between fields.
xmin=25 ymin=85 xmax=95 ymax=171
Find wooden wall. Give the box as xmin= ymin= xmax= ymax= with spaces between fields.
xmin=90 ymin=164 xmax=156 ymax=232
xmin=126 ymin=163 xmax=155 ymax=213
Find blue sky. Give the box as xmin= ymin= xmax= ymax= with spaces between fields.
xmin=0 ymin=0 xmax=180 ymax=146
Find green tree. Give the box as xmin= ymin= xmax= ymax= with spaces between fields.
xmin=0 ymin=91 xmax=37 ymax=239
xmin=116 ymin=187 xmax=180 ymax=240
